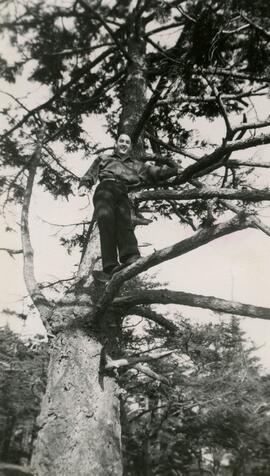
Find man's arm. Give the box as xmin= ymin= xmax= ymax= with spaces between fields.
xmin=78 ymin=156 xmax=101 ymax=192
xmin=146 ymin=159 xmax=180 ymax=182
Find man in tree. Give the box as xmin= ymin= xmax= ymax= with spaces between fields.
xmin=79 ymin=133 xmax=179 ymax=281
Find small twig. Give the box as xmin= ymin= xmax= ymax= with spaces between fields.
xmin=0 ymin=248 xmax=23 ymax=258
xmin=240 ymin=12 xmax=270 ymax=40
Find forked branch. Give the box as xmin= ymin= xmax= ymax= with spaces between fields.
xmin=95 ymin=215 xmax=253 ymax=317
xmin=21 ymin=135 xmax=53 ymax=330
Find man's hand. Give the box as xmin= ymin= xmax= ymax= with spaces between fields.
xmin=78 ymin=185 xmax=90 ymax=197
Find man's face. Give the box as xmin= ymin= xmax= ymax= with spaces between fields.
xmin=115 ymin=134 xmax=131 ymax=156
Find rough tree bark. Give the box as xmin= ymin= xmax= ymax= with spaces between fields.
xmin=29 ymin=219 xmax=123 ymax=475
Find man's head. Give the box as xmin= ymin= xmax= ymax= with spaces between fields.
xmin=115 ymin=133 xmax=132 ymax=157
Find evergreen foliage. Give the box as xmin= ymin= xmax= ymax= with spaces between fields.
xmin=121 ymin=316 xmax=270 ymax=476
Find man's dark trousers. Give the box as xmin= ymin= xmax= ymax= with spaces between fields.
xmin=93 ymin=180 xmax=139 ymax=273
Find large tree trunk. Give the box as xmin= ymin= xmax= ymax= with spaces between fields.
xmin=31 ymin=331 xmax=122 ymax=476
xmin=30 ymin=228 xmax=123 ymax=475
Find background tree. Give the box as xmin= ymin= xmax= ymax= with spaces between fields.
xmin=0 ymin=0 xmax=270 ymax=475
xmin=0 ymin=327 xmax=48 ymax=466
xmin=122 ymin=316 xmax=270 ymax=476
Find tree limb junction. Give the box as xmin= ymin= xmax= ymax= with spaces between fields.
xmin=114 ymin=290 xmax=270 ymax=321
xmin=95 ymin=215 xmax=253 ymax=317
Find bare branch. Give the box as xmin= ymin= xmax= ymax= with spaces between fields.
xmin=145 ymin=22 xmax=184 ymax=37
xmin=105 ymin=350 xmax=173 ymax=370
xmin=21 ymin=134 xmax=53 ymax=331
xmin=114 ymin=289 xmax=270 ymax=321
xmin=0 ymin=247 xmax=22 ymax=258
xmin=222 ymin=24 xmax=250 ymax=35
xmin=95 ymin=215 xmax=253 ymax=317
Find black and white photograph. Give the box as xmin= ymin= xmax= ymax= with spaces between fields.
xmin=0 ymin=1 xmax=270 ymax=475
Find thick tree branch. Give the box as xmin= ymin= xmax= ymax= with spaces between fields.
xmin=174 ymin=132 xmax=270 ymax=185
xmin=114 ymin=290 xmax=270 ymax=321
xmin=228 ymin=159 xmax=270 ymax=168
xmin=95 ymin=215 xmax=253 ymax=317
xmin=158 ymin=89 xmax=267 ymax=106
xmin=136 ymin=187 xmax=270 ymax=202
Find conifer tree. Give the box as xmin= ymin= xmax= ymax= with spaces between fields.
xmin=0 ymin=1 xmax=270 ymax=474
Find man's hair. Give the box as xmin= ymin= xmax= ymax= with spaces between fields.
xmin=117 ymin=132 xmax=131 ymax=140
